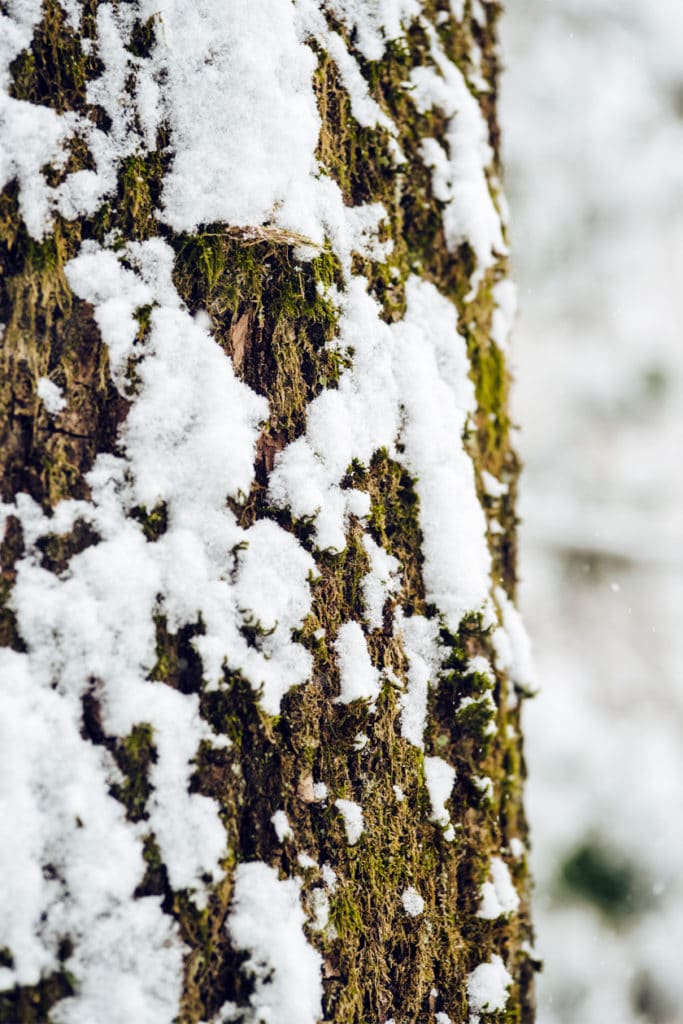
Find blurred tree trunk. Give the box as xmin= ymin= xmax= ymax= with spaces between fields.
xmin=0 ymin=2 xmax=536 ymax=1022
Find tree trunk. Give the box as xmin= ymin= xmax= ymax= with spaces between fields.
xmin=0 ymin=2 xmax=536 ymax=1023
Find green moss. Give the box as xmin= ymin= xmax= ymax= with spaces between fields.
xmin=149 ymin=616 xmax=205 ymax=694
xmin=317 ymin=722 xmax=464 ymax=1023
xmin=304 ymin=524 xmax=370 ymax=649
xmin=0 ymin=970 xmax=75 ymax=1024
xmin=346 ymin=449 xmax=426 ymax=617
xmin=110 ymin=724 xmax=156 ymax=822
xmin=471 ymin=332 xmax=511 ymax=466
xmin=172 ymin=231 xmax=345 ymax=456
xmin=34 ymin=519 xmax=100 ymax=574
xmin=127 ymin=14 xmax=159 ymax=60
xmin=93 ymin=146 xmax=170 ymax=244
xmin=9 ymin=0 xmax=101 ymax=115
xmin=131 ymin=501 xmax=167 ymax=542
xmin=455 ymin=694 xmax=496 ymax=739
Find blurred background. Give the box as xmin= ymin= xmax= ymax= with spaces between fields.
xmin=500 ymin=1 xmax=683 ymax=1022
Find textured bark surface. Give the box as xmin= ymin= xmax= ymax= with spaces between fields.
xmin=0 ymin=2 xmax=536 ymax=1022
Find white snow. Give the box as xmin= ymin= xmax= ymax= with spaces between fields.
xmin=295 ymin=0 xmax=404 ymax=162
xmin=492 ymin=586 xmax=536 ymax=693
xmin=509 ymin=837 xmax=525 ymax=860
xmin=477 ymin=856 xmax=520 ymax=919
xmin=409 ymin=26 xmax=505 ymax=290
xmin=397 ymin=612 xmax=441 ymax=750
xmin=0 ymin=0 xmax=75 ymax=237
xmin=467 ymin=954 xmax=513 ymax=1017
xmin=335 ymin=798 xmax=364 ymax=845
xmin=392 ymin=280 xmax=493 ymax=629
xmin=271 ymin=810 xmax=293 ymax=843
xmin=153 ymin=3 xmax=320 ymax=236
xmin=323 ymin=0 xmax=421 ymax=61
xmin=490 ymin=280 xmax=517 ymax=354
xmin=64 ymin=240 xmax=316 ymax=719
xmin=307 ymin=887 xmax=331 ymax=932
xmin=334 ymin=621 xmax=381 ymax=706
xmin=321 ymin=864 xmax=338 ymax=891
xmin=401 ymin=886 xmax=425 ymax=917
xmin=0 ymin=650 xmax=184 ymax=1020
xmin=468 ymin=655 xmax=494 ymax=684
xmin=36 ymin=378 xmax=66 ymax=415
xmin=226 ymin=862 xmax=323 ymax=1024
xmin=362 ymin=535 xmax=400 ymax=630
xmin=424 ymin=756 xmax=456 ymax=830
xmin=481 ymin=470 xmax=508 ymax=499
xmin=0 ymin=235 xmax=317 ymax=1010
xmin=473 ymin=775 xmax=494 ymax=803
xmin=270 ymin=276 xmax=492 ymax=633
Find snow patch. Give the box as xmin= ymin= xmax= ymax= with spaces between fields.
xmin=467 ymin=954 xmax=513 ymax=1018
xmin=334 ymin=621 xmax=381 ymax=706
xmin=477 ymin=856 xmax=520 ymax=919
xmin=481 ymin=470 xmax=508 ymax=499
xmin=227 ymin=862 xmax=323 ymax=1024
xmin=473 ymin=775 xmax=494 ymax=803
xmin=509 ymin=837 xmax=525 ymax=860
xmin=424 ymin=756 xmax=456 ymax=831
xmin=271 ymin=810 xmax=293 ymax=843
xmin=323 ymin=0 xmax=421 ymax=61
xmin=401 ymin=886 xmax=425 ymax=917
xmin=307 ymin=888 xmax=331 ymax=932
xmin=362 ymin=535 xmax=400 ymax=630
xmin=0 ymin=650 xmax=183 ymax=1020
xmin=410 ymin=26 xmax=505 ymax=290
xmin=64 ymin=240 xmax=315 ymax=717
xmin=492 ymin=586 xmax=537 ymax=693
xmin=321 ymin=864 xmax=338 ymax=891
xmin=36 ymin=378 xmax=66 ymax=415
xmin=490 ymin=280 xmax=517 ymax=353
xmin=335 ymin=798 xmax=364 ymax=845
xmin=270 ymin=277 xmax=491 ymax=634
xmin=398 ymin=612 xmax=441 ymax=750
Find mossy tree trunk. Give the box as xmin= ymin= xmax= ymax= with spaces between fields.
xmin=0 ymin=2 xmax=536 ymax=1023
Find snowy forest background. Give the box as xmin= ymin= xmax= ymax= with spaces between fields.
xmin=502 ymin=0 xmax=683 ymax=1021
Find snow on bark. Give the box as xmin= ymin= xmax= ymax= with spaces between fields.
xmin=0 ymin=0 xmax=527 ymax=1018
xmin=466 ymin=954 xmax=513 ymax=1019
xmin=225 ymin=862 xmax=323 ymax=1024
xmin=409 ymin=24 xmax=506 ymax=291
xmin=477 ymin=856 xmax=520 ymax=920
xmin=334 ymin=798 xmax=365 ymax=845
xmin=334 ymin=620 xmax=381 ymax=706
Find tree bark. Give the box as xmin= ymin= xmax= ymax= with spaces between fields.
xmin=0 ymin=2 xmax=536 ymax=1022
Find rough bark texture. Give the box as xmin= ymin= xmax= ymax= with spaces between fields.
xmin=0 ymin=2 xmax=537 ymax=1022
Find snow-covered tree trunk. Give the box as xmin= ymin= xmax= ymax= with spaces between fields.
xmin=0 ymin=2 xmax=536 ymax=1022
